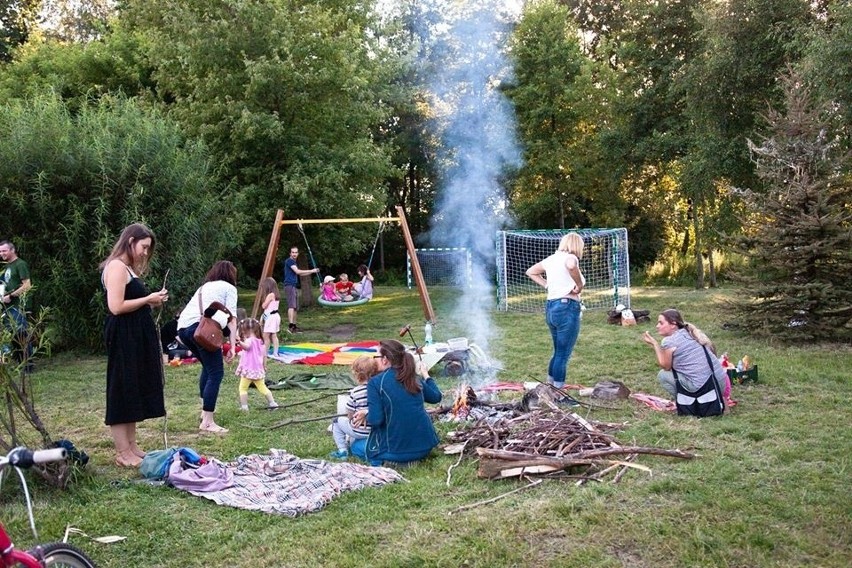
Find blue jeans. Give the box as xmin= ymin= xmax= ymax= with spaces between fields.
xmin=545 ymin=299 xmax=582 ymax=387
xmin=2 ymin=305 xmax=32 ymax=364
xmin=178 ymin=323 xmax=224 ymax=412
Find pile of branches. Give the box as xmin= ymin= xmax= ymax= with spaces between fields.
xmin=444 ymin=408 xmax=694 ymax=481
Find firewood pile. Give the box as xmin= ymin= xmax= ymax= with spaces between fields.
xmin=441 ymin=385 xmax=695 ymax=481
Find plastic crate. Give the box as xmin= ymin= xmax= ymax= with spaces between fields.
xmin=727 ymin=365 xmax=759 ymax=384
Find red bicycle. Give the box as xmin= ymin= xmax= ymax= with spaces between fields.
xmin=1 ymin=447 xmax=97 ymax=567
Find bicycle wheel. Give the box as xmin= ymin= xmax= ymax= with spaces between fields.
xmin=26 ymin=542 xmax=97 ymax=568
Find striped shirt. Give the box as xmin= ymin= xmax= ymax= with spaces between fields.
xmin=345 ymin=384 xmax=370 ymax=436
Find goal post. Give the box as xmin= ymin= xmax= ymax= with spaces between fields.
xmin=407 ymin=248 xmax=472 ymax=289
xmin=495 ymin=228 xmax=630 ymax=312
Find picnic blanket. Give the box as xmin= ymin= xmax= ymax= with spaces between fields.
xmin=176 ymin=449 xmax=403 ymax=517
xmin=269 ymin=341 xmax=380 ymax=365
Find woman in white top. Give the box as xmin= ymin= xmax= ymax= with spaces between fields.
xmin=525 ymin=233 xmax=586 ymax=389
xmin=177 ymin=260 xmax=238 ymax=433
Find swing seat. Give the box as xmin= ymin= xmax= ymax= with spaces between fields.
xmin=317 ymin=295 xmax=371 ymax=308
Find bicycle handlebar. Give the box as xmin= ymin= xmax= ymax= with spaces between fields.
xmin=5 ymin=447 xmax=68 ymax=469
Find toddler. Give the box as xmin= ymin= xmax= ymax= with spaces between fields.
xmin=328 ymin=356 xmax=376 ymax=459
xmin=335 ymin=273 xmax=354 ymax=302
xmin=234 ymin=318 xmax=279 ymax=410
xmin=321 ymin=275 xmax=340 ymax=302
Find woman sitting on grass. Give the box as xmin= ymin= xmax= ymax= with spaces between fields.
xmin=359 ymin=339 xmax=442 ymax=467
xmin=642 ymin=308 xmax=728 ymax=413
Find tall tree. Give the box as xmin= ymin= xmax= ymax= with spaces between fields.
xmin=121 ymin=0 xmax=397 ymax=271
xmin=728 ymin=72 xmax=852 ymax=342
xmin=508 ymin=0 xmax=619 ymax=230
xmin=679 ymin=0 xmax=814 ymax=287
xmin=0 ymin=0 xmax=41 ymax=62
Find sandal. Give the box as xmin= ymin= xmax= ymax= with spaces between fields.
xmin=199 ymin=423 xmax=229 ymax=434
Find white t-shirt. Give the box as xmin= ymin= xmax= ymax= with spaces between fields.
xmin=177 ymin=280 xmax=238 ymax=330
xmin=540 ymin=251 xmax=585 ymax=300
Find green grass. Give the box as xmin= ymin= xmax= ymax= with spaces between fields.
xmin=2 ymin=286 xmax=850 ymax=567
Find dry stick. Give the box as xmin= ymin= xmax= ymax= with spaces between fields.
xmin=448 ymin=477 xmax=543 ymax=515
xmin=612 ymin=454 xmax=637 ymax=483
xmin=446 ymin=440 xmax=469 ymax=487
xmin=268 ymin=413 xmax=347 ymax=430
xmin=269 ymin=391 xmax=341 ymax=410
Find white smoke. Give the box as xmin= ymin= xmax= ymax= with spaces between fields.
xmin=415 ymin=0 xmax=524 ymax=357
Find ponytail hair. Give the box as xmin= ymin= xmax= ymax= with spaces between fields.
xmin=378 ymin=339 xmax=421 ymax=394
xmin=660 ymin=308 xmax=717 ymax=354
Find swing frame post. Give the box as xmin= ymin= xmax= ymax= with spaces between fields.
xmin=252 ymin=207 xmax=437 ymax=324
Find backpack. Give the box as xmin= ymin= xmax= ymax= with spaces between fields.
xmin=673 ymin=346 xmax=725 ymax=417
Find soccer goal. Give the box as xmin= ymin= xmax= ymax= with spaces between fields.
xmin=407 ymin=247 xmax=472 ymax=289
xmin=495 ymin=228 xmax=630 ymax=312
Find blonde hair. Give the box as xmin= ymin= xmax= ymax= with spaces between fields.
xmin=351 ymin=356 xmax=376 ymax=384
xmin=557 ymin=232 xmax=584 ymax=259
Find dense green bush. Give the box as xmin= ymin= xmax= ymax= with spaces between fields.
xmin=0 ymin=92 xmax=232 ymax=349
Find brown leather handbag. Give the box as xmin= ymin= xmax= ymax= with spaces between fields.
xmin=193 ymin=288 xmax=231 ymax=352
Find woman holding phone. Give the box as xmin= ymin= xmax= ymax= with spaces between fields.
xmin=100 ymin=223 xmax=168 ymax=467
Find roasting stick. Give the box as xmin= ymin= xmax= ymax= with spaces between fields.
xmin=448 ymin=477 xmax=544 ymax=515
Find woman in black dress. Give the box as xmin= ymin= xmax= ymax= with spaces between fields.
xmin=101 ymin=223 xmax=168 ymax=467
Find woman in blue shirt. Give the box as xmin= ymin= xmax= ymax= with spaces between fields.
xmin=363 ymin=339 xmax=442 ymax=466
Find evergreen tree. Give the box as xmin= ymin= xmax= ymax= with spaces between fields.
xmin=729 ymin=72 xmax=852 ymax=342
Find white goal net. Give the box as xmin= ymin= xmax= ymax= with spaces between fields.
xmin=408 ymin=247 xmax=473 ymax=288
xmin=495 ymin=228 xmax=630 ymax=312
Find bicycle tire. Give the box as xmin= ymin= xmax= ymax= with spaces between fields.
xmin=26 ymin=542 xmax=97 ymax=568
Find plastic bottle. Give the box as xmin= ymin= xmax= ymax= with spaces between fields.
xmin=424 ymin=322 xmax=433 ymax=345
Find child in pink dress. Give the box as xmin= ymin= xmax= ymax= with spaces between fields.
xmin=321 ymin=275 xmax=340 ymax=301
xmin=235 ymin=318 xmax=279 ymax=410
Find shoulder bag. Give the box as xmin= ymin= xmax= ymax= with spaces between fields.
xmin=193 ymin=287 xmax=232 ymax=352
xmin=672 ymin=345 xmax=725 ymax=417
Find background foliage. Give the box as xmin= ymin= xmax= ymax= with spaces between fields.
xmin=0 ymin=92 xmax=228 ymax=349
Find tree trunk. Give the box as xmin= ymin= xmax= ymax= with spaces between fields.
xmin=693 ymin=211 xmax=704 ymax=289
xmin=707 ymin=248 xmax=717 ymax=287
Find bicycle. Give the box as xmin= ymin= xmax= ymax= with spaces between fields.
xmin=1 ymin=446 xmax=97 ymax=567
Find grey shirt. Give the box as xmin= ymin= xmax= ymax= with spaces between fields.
xmin=661 ymin=329 xmax=726 ymax=391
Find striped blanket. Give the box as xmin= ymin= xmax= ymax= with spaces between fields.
xmin=269 ymin=341 xmax=380 ymax=365
xmin=180 ymin=449 xmax=403 ymax=517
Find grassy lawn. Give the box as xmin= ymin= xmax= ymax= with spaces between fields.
xmin=2 ymin=286 xmax=850 ymax=567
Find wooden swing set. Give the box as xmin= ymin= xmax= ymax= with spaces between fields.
xmin=251 ymin=205 xmax=436 ymax=323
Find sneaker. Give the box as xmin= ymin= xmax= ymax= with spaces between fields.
xmin=328 ymin=449 xmax=349 ymax=460
xmin=287 ymin=324 xmax=297 ymax=334
xmin=291 ymin=324 xmax=304 ymax=334
xmin=240 ymin=405 xmax=249 ymax=411
xmin=268 ymin=401 xmax=279 ymax=409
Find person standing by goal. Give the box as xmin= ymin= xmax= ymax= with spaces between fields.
xmin=525 ymin=233 xmax=585 ymax=389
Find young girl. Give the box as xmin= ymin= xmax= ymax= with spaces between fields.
xmin=260 ymin=277 xmax=281 ymax=356
xmin=328 ymin=356 xmax=376 ymax=459
xmin=234 ymin=318 xmax=279 ymax=410
xmin=321 ymin=275 xmax=340 ymax=302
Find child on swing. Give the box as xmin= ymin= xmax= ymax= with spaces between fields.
xmin=260 ymin=277 xmax=281 ymax=356
xmin=321 ymin=275 xmax=340 ymax=302
xmin=235 ymin=318 xmax=279 ymax=410
xmin=328 ymin=355 xmax=376 ymax=459
xmin=335 ymin=273 xmax=355 ymax=302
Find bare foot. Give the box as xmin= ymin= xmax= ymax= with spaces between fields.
xmin=130 ymin=446 xmax=147 ymax=459
xmin=115 ymin=452 xmax=143 ymax=467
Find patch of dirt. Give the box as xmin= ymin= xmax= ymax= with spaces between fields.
xmin=327 ymin=323 xmax=358 ymax=341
